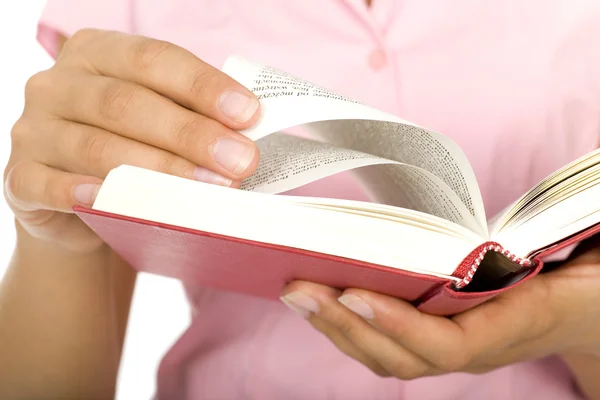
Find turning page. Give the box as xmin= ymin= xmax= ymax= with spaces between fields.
xmin=223 ymin=56 xmax=488 ymax=232
xmin=242 ymin=133 xmax=482 ymax=234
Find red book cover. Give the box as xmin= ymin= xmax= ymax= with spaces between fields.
xmin=74 ymin=205 xmax=600 ymax=316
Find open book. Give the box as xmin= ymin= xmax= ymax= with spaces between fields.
xmin=75 ymin=56 xmax=600 ymax=315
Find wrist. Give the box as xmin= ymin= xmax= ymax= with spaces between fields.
xmin=10 ymin=218 xmax=126 ymax=288
xmin=14 ymin=218 xmax=110 ymax=262
xmin=560 ymin=352 xmax=600 ymax=400
xmin=1 ymin=220 xmax=135 ymax=399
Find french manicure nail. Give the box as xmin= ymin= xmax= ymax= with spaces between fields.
xmin=210 ymin=138 xmax=255 ymax=175
xmin=338 ymin=294 xmax=374 ymax=320
xmin=218 ymin=90 xmax=259 ymax=123
xmin=72 ymin=183 xmax=101 ymax=205
xmin=280 ymin=292 xmax=320 ymax=318
xmin=193 ymin=166 xmax=233 ymax=186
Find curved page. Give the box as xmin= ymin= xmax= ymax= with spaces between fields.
xmin=242 ymin=133 xmax=483 ymax=235
xmin=223 ymin=56 xmax=487 ymax=232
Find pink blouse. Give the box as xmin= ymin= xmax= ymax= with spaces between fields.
xmin=38 ymin=1 xmax=600 ymax=398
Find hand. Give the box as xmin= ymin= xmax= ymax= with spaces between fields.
xmin=280 ymin=241 xmax=600 ymax=379
xmin=3 ymin=29 xmax=260 ymax=253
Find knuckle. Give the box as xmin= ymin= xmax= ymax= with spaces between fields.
xmin=130 ymin=37 xmax=172 ymax=71
xmin=155 ymin=154 xmax=185 ymax=176
xmin=334 ymin=318 xmax=364 ymax=343
xmin=78 ymin=131 xmax=113 ymax=167
xmin=42 ymin=174 xmax=70 ymax=208
xmin=98 ymin=81 xmax=137 ymax=121
xmin=170 ymin=117 xmax=205 ymax=152
xmin=189 ymin=67 xmax=215 ymax=100
xmin=24 ymin=71 xmax=51 ymax=101
xmin=10 ymin=118 xmax=31 ymax=151
xmin=64 ymin=28 xmax=98 ymax=53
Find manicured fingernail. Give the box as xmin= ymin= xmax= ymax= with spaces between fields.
xmin=72 ymin=183 xmax=101 ymax=205
xmin=218 ymin=90 xmax=259 ymax=123
xmin=280 ymin=292 xmax=320 ymax=318
xmin=193 ymin=167 xmax=233 ymax=187
xmin=210 ymin=138 xmax=255 ymax=175
xmin=338 ymin=294 xmax=374 ymax=320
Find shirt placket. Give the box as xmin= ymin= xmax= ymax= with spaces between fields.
xmin=339 ymin=0 xmax=402 ymax=114
xmin=341 ymin=0 xmax=394 ymax=68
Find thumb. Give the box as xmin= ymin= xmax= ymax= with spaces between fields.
xmin=4 ymin=161 xmax=103 ymax=216
xmin=4 ymin=161 xmax=104 ymax=251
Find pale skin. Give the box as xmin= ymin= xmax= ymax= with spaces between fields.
xmin=0 ymin=29 xmax=598 ymax=399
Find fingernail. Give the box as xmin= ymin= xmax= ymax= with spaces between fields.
xmin=210 ymin=138 xmax=255 ymax=175
xmin=72 ymin=183 xmax=101 ymax=205
xmin=218 ymin=90 xmax=259 ymax=123
xmin=193 ymin=167 xmax=233 ymax=187
xmin=338 ymin=294 xmax=374 ymax=320
xmin=280 ymin=292 xmax=320 ymax=318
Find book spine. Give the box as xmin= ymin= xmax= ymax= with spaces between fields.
xmin=453 ymin=244 xmax=532 ymax=289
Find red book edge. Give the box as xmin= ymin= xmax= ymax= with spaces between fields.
xmin=73 ymin=206 xmax=600 ymax=315
xmin=417 ymin=221 xmax=600 ymax=315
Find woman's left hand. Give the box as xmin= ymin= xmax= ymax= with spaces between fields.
xmin=280 ymin=243 xmax=600 ymax=379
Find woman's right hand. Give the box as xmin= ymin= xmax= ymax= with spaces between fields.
xmin=3 ymin=29 xmax=261 ymax=253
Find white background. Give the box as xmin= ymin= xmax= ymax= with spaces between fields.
xmin=0 ymin=3 xmax=191 ymax=398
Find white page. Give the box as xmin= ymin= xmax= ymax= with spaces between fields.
xmin=492 ymin=182 xmax=600 ymax=258
xmin=306 ymin=119 xmax=482 ymax=224
xmin=93 ymin=165 xmax=477 ymax=279
xmin=489 ymin=148 xmax=600 ymax=234
xmin=222 ymin=56 xmax=487 ymax=231
xmin=241 ymin=133 xmax=482 ymax=234
xmin=241 ymin=133 xmax=388 ymax=193
xmin=349 ymin=163 xmax=484 ymax=235
xmin=288 ymin=198 xmax=485 ymax=244
xmin=487 ymin=199 xmax=519 ymax=235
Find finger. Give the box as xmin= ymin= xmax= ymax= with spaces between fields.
xmin=4 ymin=161 xmax=104 ymax=250
xmin=62 ymin=29 xmax=260 ymax=128
xmin=4 ymin=161 xmax=102 ymax=214
xmin=36 ymin=119 xmax=236 ymax=187
xmin=469 ymin=261 xmax=600 ymax=369
xmin=282 ymin=283 xmax=385 ymax=373
xmin=282 ymin=281 xmax=435 ymax=380
xmin=308 ymin=316 xmax=391 ymax=377
xmin=452 ymin=278 xmax=561 ymax=356
xmin=48 ymin=72 xmax=259 ymax=180
xmin=335 ymin=288 xmax=473 ymax=372
xmin=450 ymin=267 xmax=595 ymax=368
xmin=338 ymin=282 xmax=560 ymax=373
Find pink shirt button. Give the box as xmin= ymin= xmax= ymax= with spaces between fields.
xmin=368 ymin=49 xmax=387 ymax=70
